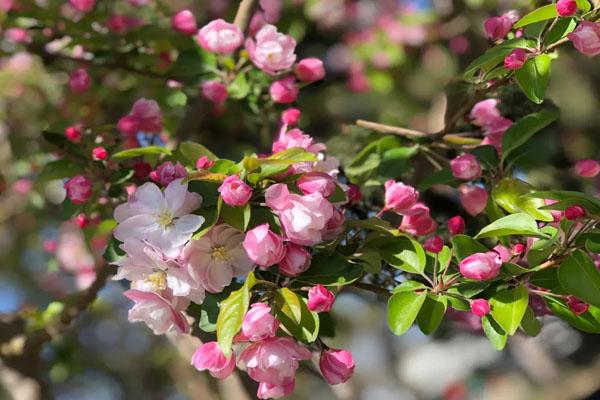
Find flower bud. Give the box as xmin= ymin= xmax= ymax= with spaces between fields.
xmin=557 ymin=0 xmax=577 ymax=17
xmin=269 ymin=77 xmax=299 ymax=104
xmin=470 ymin=299 xmax=491 ymax=317
xmin=574 ymin=159 xmax=600 ymax=178
xmin=346 ymin=184 xmax=362 ymax=205
xmin=197 ymin=19 xmax=244 ymax=54
xmin=242 ymin=302 xmax=279 ymax=341
xmin=150 ymin=161 xmax=187 ymax=186
xmin=469 ymin=99 xmax=500 ymax=126
xmin=279 ymin=243 xmax=311 ymax=277
xmin=191 ymin=341 xmax=236 ymax=379
xmin=512 ymin=243 xmax=525 ymax=255
xmin=69 ymin=0 xmax=95 ymax=12
xmin=450 ymin=153 xmax=481 ymax=181
xmin=423 ymin=235 xmax=444 ymax=253
xmin=319 ymin=349 xmax=355 ymax=385
xmin=218 ymin=175 xmax=253 ymax=206
xmin=196 ymin=155 xmax=215 ymax=170
xmin=504 ymin=48 xmax=527 ymax=70
xmin=281 ymin=108 xmax=301 ymax=126
xmin=459 ymin=252 xmax=502 ymax=280
xmin=75 ymin=213 xmax=89 ymax=228
xmin=201 ymin=80 xmax=228 ymax=104
xmin=243 ymin=224 xmax=286 ymax=267
xmin=172 ymin=10 xmax=197 ymax=35
xmin=484 ymin=11 xmax=518 ymax=41
xmin=43 ymin=239 xmax=58 ymax=253
xmin=458 ymin=184 xmax=488 ymax=216
xmin=92 ymin=146 xmax=107 ymax=161
xmin=297 ymin=172 xmax=335 ymax=197
xmin=257 ymin=382 xmax=294 ymax=399
xmin=294 ymin=57 xmax=325 ymax=82
xmin=69 ymin=68 xmax=91 ymax=93
xmin=307 ymin=284 xmax=335 ymax=313
xmin=565 ymin=205 xmax=585 ymax=220
xmin=133 ymin=162 xmax=152 ymax=179
xmin=64 ymin=175 xmax=92 ymax=204
xmin=447 ymin=215 xmax=465 ymax=236
xmin=399 ymin=203 xmax=437 ymax=236
xmin=567 ymin=296 xmax=589 ymax=315
xmin=567 ymin=21 xmax=600 ymax=57
xmin=383 ymin=180 xmax=419 ymax=214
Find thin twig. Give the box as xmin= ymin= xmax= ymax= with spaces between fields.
xmin=355 ymin=119 xmax=429 ymax=139
xmin=233 ymin=0 xmax=257 ymax=31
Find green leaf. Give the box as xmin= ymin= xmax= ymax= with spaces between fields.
xmin=489 ymin=285 xmax=529 ymax=335
xmin=378 ymin=146 xmax=419 ymax=179
xmin=103 ymin=237 xmax=125 ymax=263
xmin=298 ymin=252 xmax=363 ymax=286
xmin=558 ymin=250 xmax=600 ymax=308
xmin=391 ymin=280 xmax=428 ymax=294
xmin=502 ymin=110 xmax=558 ymax=163
xmin=546 ymin=17 xmax=577 ymax=44
xmin=418 ymin=168 xmax=460 ymax=191
xmin=529 ymin=268 xmax=565 ymax=293
xmin=482 ymin=315 xmax=508 ymax=350
xmin=112 ymin=146 xmax=172 ymax=159
xmin=387 ymin=290 xmax=427 ymax=336
xmin=514 ymin=5 xmax=558 ymax=28
xmin=228 ymin=72 xmax=251 ymax=99
xmin=37 ymin=159 xmax=81 ymax=182
xmin=220 ymin=203 xmax=251 ymax=232
xmin=520 ymin=307 xmax=541 ymax=337
xmin=216 ymin=272 xmax=255 ymax=357
xmin=528 ymin=190 xmax=600 ymax=217
xmin=475 ymin=213 xmax=541 ymax=239
xmin=576 ymin=0 xmax=591 ymax=12
xmin=463 ymin=38 xmax=534 ymax=82
xmin=515 ymin=54 xmax=552 ymax=104
xmin=177 ymin=142 xmax=218 ymax=166
xmin=275 ymin=288 xmax=319 ymax=343
xmin=380 ymin=237 xmax=426 ymax=274
xmin=417 ymin=294 xmax=447 ymax=334
xmin=544 ymin=296 xmax=600 ymax=333
xmin=451 ymin=235 xmax=488 ymax=261
xmin=492 ymin=178 xmax=553 ymax=222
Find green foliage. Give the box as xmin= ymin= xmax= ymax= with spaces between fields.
xmin=558 ymin=250 xmax=600 ymax=308
xmin=112 ymin=146 xmax=172 ymax=159
xmin=417 ymin=294 xmax=447 ymax=334
xmin=387 ymin=290 xmax=427 ymax=336
xmin=275 ymin=288 xmax=320 ymax=343
xmin=514 ymin=5 xmax=558 ymax=29
xmin=492 ymin=178 xmax=553 ymax=221
xmin=502 ymin=110 xmax=559 ymax=163
xmin=515 ymin=55 xmax=552 ymax=104
xmin=216 ymin=273 xmax=255 ymax=357
xmin=475 ymin=213 xmax=542 ymax=239
xmin=489 ymin=285 xmax=529 ymax=336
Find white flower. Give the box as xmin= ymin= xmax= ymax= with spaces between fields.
xmin=114 ymin=179 xmax=204 ymax=258
xmin=181 ymin=224 xmax=254 ymax=293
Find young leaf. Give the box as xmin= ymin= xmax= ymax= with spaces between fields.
xmin=475 ymin=213 xmax=541 ymax=239
xmin=451 ymin=235 xmax=488 ymax=261
xmin=275 ymin=288 xmax=320 ymax=343
xmin=387 ymin=290 xmax=427 ymax=336
xmin=515 ymin=54 xmax=552 ymax=104
xmin=417 ymin=294 xmax=447 ymax=334
xmin=489 ymin=285 xmax=529 ymax=335
xmin=520 ymin=307 xmax=541 ymax=337
xmin=380 ymin=237 xmax=426 ymax=274
xmin=514 ymin=5 xmax=558 ymax=28
xmin=492 ymin=178 xmax=553 ymax=222
xmin=482 ymin=315 xmax=508 ymax=350
xmin=112 ymin=146 xmax=172 ymax=159
xmin=558 ymin=250 xmax=600 ymax=308
xmin=544 ymin=296 xmax=600 ymax=333
xmin=501 ymin=110 xmax=558 ymax=163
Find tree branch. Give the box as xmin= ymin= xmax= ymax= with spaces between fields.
xmin=233 ymin=0 xmax=257 ymax=32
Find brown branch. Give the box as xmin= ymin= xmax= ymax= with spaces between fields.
xmin=233 ymin=0 xmax=257 ymax=32
xmin=355 ymin=119 xmax=429 ymax=139
xmin=351 ymin=281 xmax=391 ymax=297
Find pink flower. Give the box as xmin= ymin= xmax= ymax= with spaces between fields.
xmin=281 ymin=108 xmax=301 ymax=126
xmin=172 ymin=10 xmax=197 ymax=35
xmin=323 ymin=208 xmax=345 ymax=241
xmin=383 ymin=180 xmax=419 ymax=214
xmin=257 ymin=382 xmax=294 ymax=399
xmin=265 ymin=184 xmax=334 ymax=246
xmin=106 ymin=15 xmax=142 ymax=34
xmin=246 ymin=24 xmax=297 ymax=75
xmin=399 ymin=203 xmax=437 ymax=236
xmin=319 ymin=349 xmax=355 ymax=385
xmin=459 ymin=252 xmax=502 ymax=280
xmin=12 ymin=178 xmax=32 ymax=195
xmin=297 ymin=172 xmax=335 ymax=197
xmin=4 ymin=28 xmax=30 ymax=44
xmin=279 ymin=243 xmax=311 ymax=277
xmin=423 ymin=235 xmax=444 ymax=253
xmin=150 ymin=161 xmax=187 ymax=187
xmin=243 ymin=224 xmax=286 ymax=267
xmin=484 ymin=11 xmax=518 ymax=41
xmin=504 ymin=48 xmax=527 ymax=70
xmin=43 ymin=239 xmax=58 ymax=253
xmin=447 ymin=215 xmax=465 ymax=235
xmin=69 ymin=68 xmax=91 ymax=93
xmin=239 ymin=337 xmax=312 ymax=386
xmin=118 ymin=98 xmax=163 ymax=135
xmin=134 ymin=162 xmax=152 ymax=179
xmin=574 ymin=159 xmax=600 ymax=178
xmin=272 ymin=128 xmax=326 ymax=154
xmin=568 ymin=21 xmax=600 ymax=57
xmin=307 ymin=284 xmax=335 ymax=313
xmin=565 ymin=205 xmax=585 ymax=220
xmin=450 ymin=153 xmax=482 ymax=180
xmin=182 ymin=224 xmax=253 ymax=293
xmin=470 ymin=299 xmax=491 ymax=317
xmin=191 ymin=342 xmax=236 ymax=379
xmin=64 ymin=126 xmax=82 ymax=142
xmin=269 ymin=77 xmax=299 ymax=104
xmin=469 ymin=99 xmax=501 ymax=126
xmin=196 ymin=156 xmax=215 ymax=170
xmin=492 ymin=244 xmax=512 ymax=263
xmin=124 ymin=289 xmax=190 ymax=334
xmin=197 ymin=19 xmax=244 ymax=54
xmin=459 ymin=184 xmax=488 ymax=216
xmin=567 ymin=296 xmax=589 ymax=315
xmin=242 ymin=302 xmax=279 ymax=341
xmin=69 ymin=0 xmax=95 ymax=12
xmin=557 ymin=0 xmax=577 ymax=17
xmin=294 ymin=58 xmax=325 ymax=82
xmin=218 ymin=175 xmax=253 ymax=206
xmin=92 ymin=146 xmax=107 ymax=161
xmin=0 ymin=0 xmax=15 ymax=12
xmin=512 ymin=243 xmax=525 ymax=256
xmin=201 ymin=80 xmax=228 ymax=104
xmin=64 ymin=175 xmax=92 ymax=204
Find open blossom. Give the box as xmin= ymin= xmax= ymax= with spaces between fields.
xmin=64 ymin=175 xmax=93 ymax=204
xmin=399 ymin=203 xmax=437 ymax=236
xmin=307 ymin=284 xmax=335 ymax=312
xmin=242 ymin=303 xmax=279 ymax=341
xmin=118 ymin=98 xmax=163 ymax=135
xmin=191 ymin=341 xmax=236 ymax=379
xmin=201 ymin=80 xmax=228 ymax=104
xmin=470 ymin=299 xmax=491 ymax=317
xmin=319 ymin=349 xmax=355 ymax=385
xmin=279 ymin=243 xmax=311 ymax=276
xmin=172 ymin=10 xmax=197 ymax=35
xmin=297 ymin=172 xmax=335 ymax=197
xmin=294 ymin=58 xmax=325 ymax=82
xmin=69 ymin=0 xmax=95 ymax=12
xmin=459 ymin=252 xmax=502 ymax=280
xmin=182 ymin=224 xmax=253 ymax=293
xmin=504 ymin=48 xmax=527 ymax=70
xmin=568 ymin=21 xmax=600 ymax=57
xmin=239 ymin=337 xmax=312 ymax=386
xmin=124 ymin=289 xmax=190 ymax=334
xmin=451 ymin=153 xmax=482 ymax=180
xmin=484 ymin=11 xmax=518 ymax=41
xmin=459 ymin=184 xmax=488 ymax=216
xmin=269 ymin=77 xmax=299 ymax=104
xmin=470 ymin=99 xmax=500 ymax=126
xmin=150 ymin=161 xmax=187 ymax=187
xmin=265 ymin=183 xmax=334 ymax=246
xmin=243 ymin=224 xmax=286 ymax=267
xmin=257 ymin=382 xmax=294 ymax=399
xmin=113 ymin=179 xmax=203 ymax=258
xmin=246 ymin=24 xmax=297 ymax=75
xmin=69 ymin=68 xmax=91 ymax=93
xmin=197 ymin=19 xmax=243 ymax=54
xmin=218 ymin=175 xmax=253 ymax=206
xmin=574 ymin=159 xmax=600 ymax=178
xmin=272 ymin=128 xmax=326 ymax=154
xmin=384 ymin=180 xmax=419 ymax=214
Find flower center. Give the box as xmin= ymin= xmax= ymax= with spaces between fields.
xmin=146 ymin=270 xmax=167 ymax=291
xmin=155 ymin=209 xmax=174 ymax=228
xmin=211 ymin=245 xmax=229 ymax=261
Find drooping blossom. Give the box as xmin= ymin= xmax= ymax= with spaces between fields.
xmin=447 ymin=215 xmax=465 ymax=235
xmin=483 ymin=11 xmax=518 ymax=41
xmin=172 ymin=10 xmax=197 ymax=35
xmin=469 ymin=99 xmax=501 ymax=126
xmin=383 ymin=180 xmax=419 ymax=214
xmin=504 ymin=48 xmax=527 ymax=70
xmin=450 ymin=153 xmax=482 ymax=180
xmin=399 ymin=203 xmax=437 ymax=236
xmin=269 ymin=77 xmax=299 ymax=104
xmin=423 ymin=235 xmax=444 ymax=253
xmin=281 ymin=108 xmax=301 ymax=126
xmin=257 ymin=382 xmax=294 ymax=399
xmin=458 ymin=184 xmax=488 ymax=216
xmin=197 ymin=19 xmax=244 ymax=54
xmin=246 ymin=24 xmax=297 ymax=75
xmin=191 ymin=341 xmax=236 ymax=379
xmin=272 ymin=128 xmax=326 ymax=155
xmin=459 ymin=252 xmax=502 ymax=280
xmin=568 ymin=21 xmax=600 ymax=57
xmin=297 ymin=172 xmax=335 ymax=197
xmin=319 ymin=349 xmax=355 ymax=385
xmin=117 ymin=98 xmax=163 ymax=135
xmin=294 ymin=58 xmax=325 ymax=82
xmin=470 ymin=299 xmax=491 ymax=317
xmin=124 ymin=289 xmax=190 ymax=334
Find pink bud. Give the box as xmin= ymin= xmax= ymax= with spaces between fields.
xmin=565 ymin=205 xmax=585 ymax=220
xmin=451 ymin=153 xmax=482 ymax=181
xmin=512 ymin=243 xmax=525 ymax=255
xmin=447 ymin=215 xmax=465 ymax=236
xmin=191 ymin=342 xmax=236 ymax=379
xmin=294 ymin=57 xmax=325 ymax=82
xmin=201 ymin=80 xmax=228 ymax=104
xmin=504 ymin=48 xmax=527 ymax=70
xmin=492 ymin=244 xmax=512 ymax=263
xmin=257 ymin=382 xmax=294 ymax=399
xmin=383 ymin=180 xmax=419 ymax=214
xmin=242 ymin=302 xmax=279 ymax=341
xmin=269 ymin=77 xmax=299 ymax=104
xmin=458 ymin=184 xmax=488 ymax=216
xmin=64 ymin=175 xmax=92 ymax=204
xmin=218 ymin=175 xmax=253 ymax=206
xmin=69 ymin=68 xmax=91 ymax=93
xmin=64 ymin=126 xmax=82 ymax=142
xmin=423 ymin=235 xmax=444 ymax=253
xmin=484 ymin=11 xmax=518 ymax=41
xmin=319 ymin=349 xmax=355 ymax=385
xmin=171 ymin=10 xmax=197 ymax=35
xmin=150 ymin=161 xmax=187 ymax=186
xmin=399 ymin=203 xmax=438 ymax=236
xmin=133 ymin=162 xmax=152 ymax=179
xmin=279 ymin=243 xmax=311 ymax=277
xmin=197 ymin=19 xmax=244 ymax=54
xmin=568 ymin=21 xmax=600 ymax=57
xmin=470 ymin=299 xmax=491 ymax=317
xmin=243 ymin=224 xmax=286 ymax=267
xmin=545 ymin=198 xmax=564 ymax=222
xmin=346 ymin=184 xmax=362 ymax=205
xmin=557 ymin=0 xmax=577 ymax=17
xmin=69 ymin=0 xmax=95 ymax=12
xmin=307 ymin=284 xmax=335 ymax=313
xmin=459 ymin=252 xmax=502 ymax=280
xmin=297 ymin=172 xmax=335 ymax=197
xmin=75 ymin=213 xmax=89 ymax=228
xmin=117 ymin=115 xmax=139 ymax=136
xmin=469 ymin=99 xmax=501 ymax=126
xmin=43 ymin=239 xmax=58 ymax=253
xmin=281 ymin=108 xmax=301 ymax=126
xmin=574 ymin=159 xmax=600 ymax=178
xmin=196 ymin=155 xmax=215 ymax=170
xmin=92 ymin=146 xmax=107 ymax=161
xmin=567 ymin=296 xmax=589 ymax=315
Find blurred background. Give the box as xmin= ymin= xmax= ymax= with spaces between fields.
xmin=1 ymin=0 xmax=600 ymax=399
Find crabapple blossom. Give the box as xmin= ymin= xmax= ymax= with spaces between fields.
xmin=69 ymin=68 xmax=91 ymax=93
xmin=278 ymin=243 xmax=311 ymax=276
xmin=191 ymin=342 xmax=236 ymax=379
xmin=451 ymin=153 xmax=481 ymax=180
xmin=272 ymin=128 xmax=326 ymax=154
xmin=218 ymin=175 xmax=253 ymax=206
xmin=197 ymin=19 xmax=244 ymax=54
xmin=568 ymin=21 xmax=600 ymax=57
xmin=470 ymin=299 xmax=491 ymax=317
xmin=246 ymin=24 xmax=297 ymax=75
xmin=123 ymin=289 xmax=190 ymax=334
xmin=243 ymin=224 xmax=286 ymax=267
xmin=201 ymin=81 xmax=228 ymax=105
xmin=242 ymin=303 xmax=279 ymax=341
xmin=257 ymin=382 xmax=294 ymax=399
xmin=118 ymin=98 xmax=163 ymax=135
xmin=307 ymin=284 xmax=335 ymax=312
xmin=483 ymin=11 xmax=518 ymax=41
xmin=459 ymin=252 xmax=502 ymax=280
xmin=134 ymin=162 xmax=152 ymax=179
xmin=92 ymin=146 xmax=107 ymax=161
xmin=196 ymin=156 xmax=215 ymax=170
xmin=105 ymin=15 xmax=143 ymax=35
xmin=69 ymin=0 xmax=95 ymax=12
xmin=567 ymin=296 xmax=590 ymax=315
xmin=150 ymin=161 xmax=187 ymax=187
xmin=64 ymin=175 xmax=92 ymax=204
xmin=383 ymin=180 xmax=419 ymax=214
xmin=269 ymin=77 xmax=299 ymax=104
xmin=281 ymin=108 xmax=301 ymax=126
xmin=319 ymin=349 xmax=355 ymax=385
xmin=469 ymin=99 xmax=500 ymax=126
xmin=399 ymin=203 xmax=438 ymax=236
xmin=504 ymin=48 xmax=527 ymax=70
xmin=65 ymin=126 xmax=81 ymax=142
xmin=423 ymin=235 xmax=444 ymax=253
xmin=294 ymin=58 xmax=325 ymax=82
xmin=458 ymin=184 xmax=488 ymax=216
xmin=557 ymin=0 xmax=577 ymax=17
xmin=172 ymin=10 xmax=197 ymax=35
xmin=565 ymin=205 xmax=585 ymax=220
xmin=574 ymin=159 xmax=600 ymax=178
xmin=297 ymin=172 xmax=336 ymax=197
xmin=447 ymin=215 xmax=465 ymax=235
